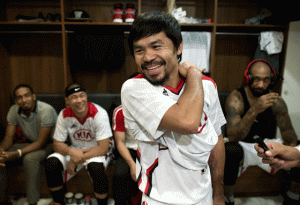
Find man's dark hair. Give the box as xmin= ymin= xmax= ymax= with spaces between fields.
xmin=13 ymin=84 xmax=34 ymax=99
xmin=128 ymin=11 xmax=183 ymax=62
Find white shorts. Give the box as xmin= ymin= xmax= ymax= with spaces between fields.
xmin=47 ymin=152 xmax=113 ymax=183
xmin=237 ymin=137 xmax=283 ymax=176
xmin=141 ymin=190 xmax=212 ymax=205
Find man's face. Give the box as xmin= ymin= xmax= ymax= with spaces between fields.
xmin=66 ymin=91 xmax=88 ymax=117
xmin=132 ymin=32 xmax=182 ymax=85
xmin=249 ymin=62 xmax=272 ymax=97
xmin=15 ymin=87 xmax=36 ymax=111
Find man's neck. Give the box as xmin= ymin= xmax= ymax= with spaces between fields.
xmin=163 ymin=72 xmax=180 ymax=88
xmin=23 ymin=101 xmax=36 ymax=117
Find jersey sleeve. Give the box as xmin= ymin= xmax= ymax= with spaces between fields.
xmin=94 ymin=107 xmax=113 ymax=141
xmin=112 ymin=107 xmax=125 ymax=132
xmin=53 ymin=111 xmax=69 ymax=142
xmin=7 ymin=105 xmax=18 ymax=126
xmin=207 ymin=82 xmax=226 ymax=136
xmin=121 ymin=79 xmax=176 ymax=139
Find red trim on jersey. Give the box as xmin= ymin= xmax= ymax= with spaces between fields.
xmin=162 ymin=77 xmax=185 ymax=94
xmin=64 ymin=170 xmax=68 ymax=183
xmin=145 ymin=158 xmax=158 ymax=196
xmin=202 ymin=75 xmax=216 ymax=89
xmin=63 ymin=102 xmax=98 ymax=125
xmin=133 ymin=74 xmax=145 ymax=79
xmin=112 ymin=105 xmax=125 ymax=132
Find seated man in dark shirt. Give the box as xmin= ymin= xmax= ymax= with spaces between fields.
xmin=223 ymin=59 xmax=299 ymax=205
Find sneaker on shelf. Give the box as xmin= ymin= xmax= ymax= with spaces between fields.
xmin=124 ymin=3 xmax=136 ymax=23
xmin=113 ymin=3 xmax=123 ymax=23
xmin=66 ymin=10 xmax=91 ymax=22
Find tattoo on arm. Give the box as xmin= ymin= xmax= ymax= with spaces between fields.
xmin=272 ymin=99 xmax=297 ymax=146
xmin=225 ymin=90 xmax=257 ymax=141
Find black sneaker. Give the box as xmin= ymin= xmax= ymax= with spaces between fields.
xmin=225 ymin=202 xmax=235 ymax=205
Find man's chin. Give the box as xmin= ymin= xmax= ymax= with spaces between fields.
xmin=145 ymin=73 xmax=169 ymax=86
xmin=252 ymin=90 xmax=269 ymax=97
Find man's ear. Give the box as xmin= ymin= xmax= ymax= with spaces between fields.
xmin=65 ymin=97 xmax=69 ymax=108
xmin=177 ymin=42 xmax=183 ymax=55
xmin=33 ymin=93 xmax=36 ymax=101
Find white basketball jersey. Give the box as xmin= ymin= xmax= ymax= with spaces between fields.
xmin=121 ymin=74 xmax=226 ymax=204
xmin=54 ymin=102 xmax=113 ymax=150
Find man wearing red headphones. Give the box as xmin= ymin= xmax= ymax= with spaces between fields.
xmin=223 ymin=59 xmax=299 ymax=205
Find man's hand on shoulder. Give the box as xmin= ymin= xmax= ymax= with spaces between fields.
xmin=179 ymin=62 xmax=205 ymax=78
xmin=253 ymin=92 xmax=280 ymax=114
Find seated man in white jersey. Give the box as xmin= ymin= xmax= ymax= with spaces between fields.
xmin=0 ymin=84 xmax=57 ymax=205
xmin=121 ymin=11 xmax=226 ymax=205
xmin=44 ymin=83 xmax=114 ymax=205
xmin=223 ymin=59 xmax=299 ymax=205
xmin=112 ymin=103 xmax=142 ymax=205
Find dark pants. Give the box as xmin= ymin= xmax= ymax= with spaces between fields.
xmin=0 ymin=143 xmax=52 ymax=204
xmin=113 ymin=149 xmax=140 ymax=205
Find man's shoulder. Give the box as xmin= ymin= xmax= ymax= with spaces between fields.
xmin=202 ymin=75 xmax=217 ymax=89
xmin=226 ymin=88 xmax=244 ymax=108
xmin=36 ymin=100 xmax=56 ymax=113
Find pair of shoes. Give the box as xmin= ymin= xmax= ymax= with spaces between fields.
xmin=113 ymin=3 xmax=136 ymax=23
xmin=45 ymin=13 xmax=61 ymax=22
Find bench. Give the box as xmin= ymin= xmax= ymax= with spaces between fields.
xmin=7 ymin=91 xmax=285 ymax=198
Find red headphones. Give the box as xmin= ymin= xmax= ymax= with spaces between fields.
xmin=244 ymin=59 xmax=277 ymax=84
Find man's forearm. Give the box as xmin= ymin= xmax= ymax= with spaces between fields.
xmin=19 ymin=141 xmax=46 ymax=155
xmin=227 ymin=106 xmax=258 ymax=141
xmin=281 ymin=130 xmax=298 ymax=146
xmin=83 ymin=138 xmax=110 ymax=160
xmin=209 ymin=135 xmax=225 ymax=200
xmin=117 ymin=142 xmax=135 ymax=167
xmin=53 ymin=140 xmax=74 ymax=155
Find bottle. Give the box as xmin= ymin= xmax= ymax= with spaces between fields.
xmin=64 ymin=192 xmax=75 ymax=205
xmin=125 ymin=3 xmax=136 ymax=23
xmin=84 ymin=195 xmax=92 ymax=205
xmin=75 ymin=193 xmax=84 ymax=205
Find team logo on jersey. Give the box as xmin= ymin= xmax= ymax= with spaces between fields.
xmin=162 ymin=89 xmax=168 ymax=96
xmin=73 ymin=129 xmax=94 ymax=141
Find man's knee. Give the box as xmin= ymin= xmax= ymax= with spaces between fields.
xmin=87 ymin=162 xmax=108 ymax=194
xmin=44 ymin=157 xmax=64 ymax=188
xmin=114 ymin=157 xmax=129 ymax=177
xmin=224 ymin=142 xmax=244 ymax=186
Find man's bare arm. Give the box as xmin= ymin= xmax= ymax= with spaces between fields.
xmin=19 ymin=126 xmax=53 ymax=155
xmin=0 ymin=125 xmax=17 ymax=151
xmin=160 ymin=66 xmax=204 ymax=134
xmin=226 ymin=90 xmax=257 ymax=141
xmin=83 ymin=138 xmax=110 ymax=160
xmin=272 ymin=98 xmax=298 ymax=146
xmin=209 ymin=134 xmax=225 ymax=205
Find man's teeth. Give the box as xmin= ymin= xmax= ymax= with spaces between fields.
xmin=147 ymin=65 xmax=160 ymax=70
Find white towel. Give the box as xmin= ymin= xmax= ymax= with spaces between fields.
xmin=260 ymin=31 xmax=284 ymax=55
xmin=181 ymin=32 xmax=211 ymax=72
